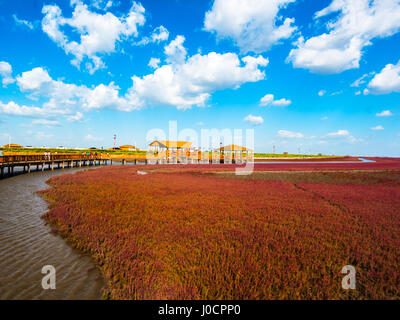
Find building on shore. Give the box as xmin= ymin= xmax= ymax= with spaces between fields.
xmin=3 ymin=144 xmax=23 ymax=149
xmin=119 ymin=145 xmax=138 ymax=151
xmin=148 ymin=140 xmax=192 ymax=152
xmin=215 ymin=144 xmax=253 ymax=161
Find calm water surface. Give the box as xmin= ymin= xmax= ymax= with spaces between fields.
xmin=0 ymin=167 xmax=104 ymax=299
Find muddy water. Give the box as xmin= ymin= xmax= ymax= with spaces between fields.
xmin=0 ymin=167 xmax=104 ymax=299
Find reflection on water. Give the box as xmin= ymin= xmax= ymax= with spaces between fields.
xmin=0 ymin=167 xmax=104 ymax=300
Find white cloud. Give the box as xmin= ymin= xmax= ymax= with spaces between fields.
xmin=325 ymin=129 xmax=350 ymax=138
xmin=277 ymin=130 xmax=303 ymax=139
xmin=351 ymin=72 xmax=375 ymax=87
xmin=67 ymin=111 xmax=84 ymax=122
xmin=288 ymin=0 xmax=400 ymax=74
xmin=318 ymin=90 xmax=326 ymax=96
xmin=41 ymin=0 xmax=146 ymax=73
xmin=89 ymin=0 xmax=115 ymax=11
xmin=130 ymin=51 xmax=268 ymax=110
xmin=16 ymin=67 xmax=52 ymax=91
xmin=0 ymin=100 xmax=54 ymax=117
xmin=148 ymin=57 xmax=160 ymax=69
xmin=151 ymin=26 xmax=169 ymax=42
xmin=3 ymin=66 xmax=142 ymax=120
xmin=367 ymin=60 xmax=400 ymax=94
xmin=196 ymin=121 xmax=204 ymax=126
xmin=2 ymin=47 xmax=268 ymax=119
xmin=260 ymin=93 xmax=291 ymax=107
xmin=32 ymin=119 xmax=60 ymax=126
xmin=376 ymin=110 xmax=392 ymax=117
xmin=244 ymin=114 xmax=264 ymax=125
xmin=164 ymin=35 xmax=187 ymax=65
xmin=35 ymin=131 xmax=53 ymax=140
xmin=85 ymin=134 xmax=103 ymax=142
xmin=0 ymin=61 xmax=15 ymax=86
xmin=204 ymin=0 xmax=297 ymax=53
xmin=371 ymin=125 xmax=384 ymax=131
xmin=136 ymin=26 xmax=169 ymax=45
xmin=324 ymin=129 xmax=358 ymax=143
xmin=321 ymin=116 xmax=328 ymax=120
xmin=13 ymin=14 xmax=35 ymax=30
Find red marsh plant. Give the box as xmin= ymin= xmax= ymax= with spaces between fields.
xmin=39 ymin=164 xmax=400 ymax=299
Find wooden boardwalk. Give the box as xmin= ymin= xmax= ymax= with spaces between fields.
xmin=0 ymin=153 xmax=252 ymax=179
xmin=0 ymin=154 xmax=110 ymax=179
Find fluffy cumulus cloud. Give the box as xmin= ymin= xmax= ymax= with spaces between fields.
xmin=0 ymin=100 xmax=54 ymax=117
xmin=376 ymin=110 xmax=392 ymax=117
xmin=277 ymin=130 xmax=303 ymax=138
xmin=288 ymin=0 xmax=400 ymax=74
xmin=204 ymin=0 xmax=297 ymax=53
xmin=323 ymin=129 xmax=358 ymax=143
xmin=260 ymin=94 xmax=291 ymax=107
xmin=148 ymin=57 xmax=160 ymax=69
xmin=1 ymin=40 xmax=268 ymax=118
xmin=0 ymin=66 xmax=142 ymax=119
xmin=41 ymin=0 xmax=146 ymax=73
xmin=164 ymin=35 xmax=187 ymax=65
xmin=136 ymin=26 xmax=169 ymax=45
xmin=371 ymin=125 xmax=384 ymax=131
xmin=244 ymin=114 xmax=264 ymax=125
xmin=67 ymin=111 xmax=84 ymax=122
xmin=325 ymin=129 xmax=350 ymax=138
xmin=16 ymin=67 xmax=52 ymax=91
xmin=89 ymin=0 xmax=114 ymax=11
xmin=130 ymin=38 xmax=269 ymax=110
xmin=367 ymin=60 xmax=400 ymax=94
xmin=0 ymin=61 xmax=15 ymax=86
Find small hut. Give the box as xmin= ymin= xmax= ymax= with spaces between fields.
xmin=215 ymin=144 xmax=253 ymax=162
xmin=119 ymin=144 xmax=137 ymax=151
xmin=149 ymin=140 xmax=192 ymax=152
xmin=3 ymin=144 xmax=23 ymax=149
xmin=149 ymin=140 xmax=192 ymax=161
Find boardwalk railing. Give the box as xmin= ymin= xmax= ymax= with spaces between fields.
xmin=0 ymin=154 xmax=102 ymax=164
xmin=0 ymin=154 xmax=110 ymax=179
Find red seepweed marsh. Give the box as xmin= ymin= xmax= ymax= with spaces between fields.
xmin=39 ymin=161 xmax=400 ymax=300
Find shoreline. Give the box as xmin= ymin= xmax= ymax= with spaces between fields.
xmin=0 ymin=166 xmax=104 ymax=299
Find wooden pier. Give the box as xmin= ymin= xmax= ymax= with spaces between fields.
xmin=0 ymin=152 xmax=253 ymax=179
xmin=0 ymin=154 xmax=111 ymax=179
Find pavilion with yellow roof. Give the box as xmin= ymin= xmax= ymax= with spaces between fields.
xmin=148 ymin=140 xmax=192 ymax=152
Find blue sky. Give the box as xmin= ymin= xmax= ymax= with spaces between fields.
xmin=0 ymin=0 xmax=399 ymax=156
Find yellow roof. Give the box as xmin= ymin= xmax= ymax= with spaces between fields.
xmin=3 ymin=144 xmax=23 ymax=148
xmin=119 ymin=145 xmax=136 ymax=148
xmin=216 ymin=144 xmax=253 ymax=152
xmin=149 ymin=140 xmax=192 ymax=148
